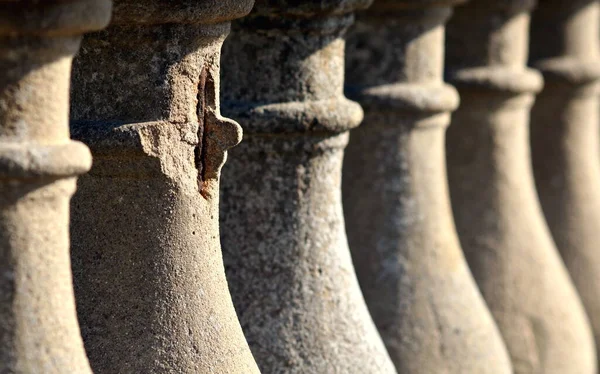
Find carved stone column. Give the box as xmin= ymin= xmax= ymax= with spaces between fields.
xmin=69 ymin=1 xmax=260 ymax=373
xmin=342 ymin=1 xmax=512 ymax=373
xmin=219 ymin=1 xmax=397 ymax=373
xmin=446 ymin=1 xmax=597 ymax=372
xmin=0 ymin=1 xmax=110 ymax=372
xmin=529 ymin=0 xmax=600 ymax=363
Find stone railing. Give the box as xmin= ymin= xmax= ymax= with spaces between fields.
xmin=446 ymin=1 xmax=596 ymax=372
xmin=1 ymin=1 xmax=599 ymax=373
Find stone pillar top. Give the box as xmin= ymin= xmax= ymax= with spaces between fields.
xmin=0 ymin=0 xmax=112 ymax=36
xmin=221 ymin=0 xmax=369 ymax=135
xmin=109 ymin=0 xmax=254 ymax=25
xmin=0 ymin=0 xmax=111 ymax=182
xmin=446 ymin=0 xmax=543 ymax=95
xmin=530 ymin=0 xmax=600 ymax=86
xmin=345 ymin=0 xmax=462 ymax=121
xmin=450 ymin=0 xmax=537 ymax=13
xmin=249 ymin=0 xmax=372 ymax=17
xmin=364 ymin=0 xmax=467 ymax=12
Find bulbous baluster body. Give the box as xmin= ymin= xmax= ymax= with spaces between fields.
xmin=219 ymin=2 xmax=397 ymax=373
xmin=530 ymin=0 xmax=600 ymax=364
xmin=446 ymin=1 xmax=597 ymax=372
xmin=343 ymin=1 xmax=512 ymax=372
xmin=0 ymin=1 xmax=111 ymax=372
xmin=69 ymin=2 xmax=261 ymax=373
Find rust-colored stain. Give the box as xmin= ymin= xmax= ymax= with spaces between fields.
xmin=196 ymin=66 xmax=212 ymax=199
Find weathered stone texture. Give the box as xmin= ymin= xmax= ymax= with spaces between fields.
xmin=219 ymin=1 xmax=397 ymax=373
xmin=0 ymin=0 xmax=111 ymax=372
xmin=446 ymin=1 xmax=597 ymax=373
xmin=342 ymin=1 xmax=512 ymax=373
xmin=69 ymin=1 xmax=260 ymax=373
xmin=530 ymin=0 xmax=600 ymax=365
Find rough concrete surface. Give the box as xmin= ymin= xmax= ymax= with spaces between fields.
xmin=446 ymin=1 xmax=597 ymax=373
xmin=342 ymin=1 xmax=513 ymax=373
xmin=219 ymin=1 xmax=398 ymax=373
xmin=69 ymin=1 xmax=260 ymax=373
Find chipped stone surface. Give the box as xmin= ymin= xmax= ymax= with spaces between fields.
xmin=219 ymin=1 xmax=397 ymax=373
xmin=69 ymin=1 xmax=260 ymax=373
xmin=0 ymin=0 xmax=111 ymax=372
xmin=446 ymin=1 xmax=597 ymax=373
xmin=342 ymin=1 xmax=512 ymax=373
xmin=530 ymin=0 xmax=600 ymax=366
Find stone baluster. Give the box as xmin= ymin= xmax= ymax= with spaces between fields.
xmin=0 ymin=1 xmax=111 ymax=372
xmin=342 ymin=1 xmax=512 ymax=372
xmin=219 ymin=1 xmax=397 ymax=372
xmin=529 ymin=0 xmax=600 ymax=363
xmin=445 ymin=1 xmax=597 ymax=372
xmin=68 ymin=1 xmax=260 ymax=373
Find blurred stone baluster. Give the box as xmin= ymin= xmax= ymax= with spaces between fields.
xmin=219 ymin=1 xmax=397 ymax=373
xmin=342 ymin=1 xmax=512 ymax=372
xmin=0 ymin=1 xmax=111 ymax=372
xmin=446 ymin=1 xmax=597 ymax=372
xmin=69 ymin=1 xmax=260 ymax=373
xmin=530 ymin=0 xmax=600 ymax=364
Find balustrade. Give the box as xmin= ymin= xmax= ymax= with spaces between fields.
xmin=342 ymin=1 xmax=512 ymax=372
xmin=446 ymin=1 xmax=597 ymax=372
xmin=2 ymin=1 xmax=600 ymax=373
